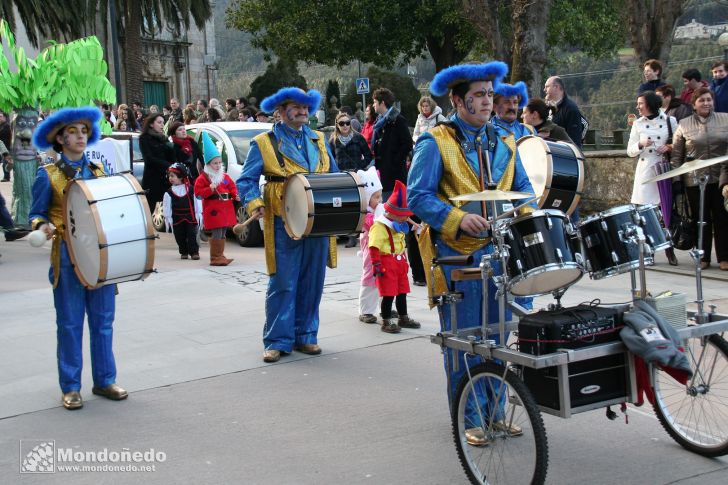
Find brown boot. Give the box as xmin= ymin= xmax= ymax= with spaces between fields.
xmin=219 ymin=238 xmax=233 ymax=265
xmin=209 ymin=239 xmax=229 ymax=266
xmin=665 ymin=247 xmax=678 ymax=266
xmin=381 ymin=319 xmax=401 ymax=333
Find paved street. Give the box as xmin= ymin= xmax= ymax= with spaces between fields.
xmin=1 ymin=181 xmax=727 ymax=484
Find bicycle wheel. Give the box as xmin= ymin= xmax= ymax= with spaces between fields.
xmin=652 ymin=334 xmax=728 ymax=457
xmin=452 ymin=361 xmax=548 ymax=485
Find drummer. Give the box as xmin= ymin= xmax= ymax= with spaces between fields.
xmin=237 ymin=87 xmax=339 ymax=363
xmin=408 ymin=62 xmax=536 ymax=446
xmin=29 ymin=107 xmax=127 ymax=410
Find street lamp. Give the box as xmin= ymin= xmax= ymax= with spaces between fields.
xmin=719 ymin=32 xmax=728 ymax=61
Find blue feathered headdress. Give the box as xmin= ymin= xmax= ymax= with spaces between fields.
xmin=430 ymin=61 xmax=509 ymax=97
xmin=32 ymin=107 xmax=102 ymax=150
xmin=260 ymin=87 xmax=322 ymax=114
xmin=495 ymin=81 xmax=529 ymax=108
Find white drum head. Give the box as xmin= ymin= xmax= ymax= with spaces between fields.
xmin=516 ymin=136 xmax=549 ymax=199
xmin=283 ymin=174 xmax=313 ymax=239
xmin=65 ymin=182 xmax=102 ymax=286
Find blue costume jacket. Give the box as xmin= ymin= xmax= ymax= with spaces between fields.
xmin=408 ymin=115 xmax=534 ymax=419
xmin=237 ymin=122 xmax=339 ymax=352
xmin=29 ymin=154 xmax=117 ymax=393
xmin=491 ymin=116 xmax=534 ymax=141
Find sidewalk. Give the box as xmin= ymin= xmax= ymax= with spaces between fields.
xmin=1 ymin=180 xmax=727 ymax=484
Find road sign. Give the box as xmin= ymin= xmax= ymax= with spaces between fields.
xmin=356 ymin=77 xmax=370 ymax=94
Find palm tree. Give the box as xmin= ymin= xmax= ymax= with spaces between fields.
xmin=89 ymin=0 xmax=212 ymax=103
xmin=0 ymin=0 xmax=89 ymax=47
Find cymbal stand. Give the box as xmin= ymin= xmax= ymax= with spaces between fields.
xmin=690 ymin=173 xmax=709 ymax=324
xmin=625 ymin=222 xmax=649 ymax=300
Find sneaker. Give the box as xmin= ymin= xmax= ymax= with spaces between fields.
xmin=700 ymin=261 xmax=711 ymax=270
xmin=181 ymin=254 xmax=189 ymax=260
xmin=359 ymin=314 xmax=377 ymax=324
xmin=413 ymin=280 xmax=427 ymax=286
xmin=398 ymin=315 xmax=421 ymax=329
xmin=4 ymin=229 xmax=29 ymax=241
xmin=380 ymin=319 xmax=400 ymax=334
xmin=492 ymin=421 xmax=523 ymax=436
xmin=191 ymin=254 xmax=200 ymax=260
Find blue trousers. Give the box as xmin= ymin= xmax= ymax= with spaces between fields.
xmin=264 ymin=217 xmax=329 ymax=352
xmin=53 ymin=243 xmax=117 ymax=392
xmin=435 ymin=238 xmax=530 ymax=425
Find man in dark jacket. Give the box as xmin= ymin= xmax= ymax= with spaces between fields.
xmin=710 ymin=61 xmax=728 ymax=113
xmin=371 ymin=88 xmax=412 ymax=195
xmin=544 ymin=76 xmax=587 ymax=149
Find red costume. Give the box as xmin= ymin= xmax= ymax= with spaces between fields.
xmin=194 ymin=172 xmax=238 ymax=230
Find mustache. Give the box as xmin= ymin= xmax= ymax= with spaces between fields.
xmin=506 ymin=108 xmax=517 ymax=115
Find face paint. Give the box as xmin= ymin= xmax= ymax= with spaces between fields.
xmin=465 ymin=97 xmax=476 ymax=115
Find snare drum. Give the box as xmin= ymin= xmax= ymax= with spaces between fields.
xmin=283 ymin=172 xmax=367 ymax=239
xmin=63 ymin=173 xmax=155 ymax=289
xmin=636 ymin=204 xmax=671 ymax=252
xmin=516 ymin=136 xmax=585 ymax=216
xmin=498 ymin=209 xmax=584 ymax=296
xmin=577 ymin=205 xmax=650 ymax=280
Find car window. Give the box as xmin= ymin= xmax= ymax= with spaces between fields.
xmin=226 ymin=129 xmax=269 ymax=165
xmin=132 ymin=137 xmax=142 ymax=162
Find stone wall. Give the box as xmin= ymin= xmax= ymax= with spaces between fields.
xmin=580 ymin=150 xmax=635 ymax=215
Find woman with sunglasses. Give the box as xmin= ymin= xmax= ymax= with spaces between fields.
xmin=329 ymin=112 xmax=373 ymax=172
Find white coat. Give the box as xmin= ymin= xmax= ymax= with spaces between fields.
xmin=412 ymin=106 xmax=446 ymax=142
xmin=627 ymin=112 xmax=678 ymax=205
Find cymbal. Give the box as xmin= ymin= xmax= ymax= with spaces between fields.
xmin=450 ymin=189 xmax=535 ymax=202
xmin=643 ymin=154 xmax=728 ymax=184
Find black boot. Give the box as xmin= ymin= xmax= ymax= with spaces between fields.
xmin=665 ymin=247 xmax=678 ymax=266
xmin=4 ymin=229 xmax=30 ymax=241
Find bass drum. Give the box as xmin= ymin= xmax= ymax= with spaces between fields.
xmin=283 ymin=172 xmax=367 ymax=239
xmin=516 ymin=136 xmax=584 ymax=216
xmin=63 ymin=173 xmax=155 ymax=289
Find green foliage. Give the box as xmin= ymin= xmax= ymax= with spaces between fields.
xmin=225 ymin=0 xmax=473 ymax=70
xmin=341 ymin=66 xmax=421 ymax=123
xmin=548 ymin=0 xmax=627 ymax=60
xmin=248 ymin=58 xmax=308 ymax=104
xmin=0 ymin=19 xmax=115 ymax=113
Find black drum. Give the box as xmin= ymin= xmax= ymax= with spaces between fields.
xmin=498 ymin=209 xmax=584 ymax=296
xmin=516 ymin=136 xmax=584 ymax=216
xmin=636 ymin=204 xmax=671 ymax=252
xmin=577 ymin=205 xmax=651 ymax=280
xmin=283 ymin=172 xmax=367 ymax=239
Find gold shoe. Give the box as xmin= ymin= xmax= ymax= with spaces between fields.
xmin=294 ymin=344 xmax=322 ymax=355
xmin=493 ymin=421 xmax=523 ymax=436
xmin=62 ymin=391 xmax=83 ymax=410
xmin=263 ymin=349 xmax=281 ymax=362
xmin=465 ymin=427 xmax=489 ymax=446
xmin=92 ymin=384 xmax=128 ymax=401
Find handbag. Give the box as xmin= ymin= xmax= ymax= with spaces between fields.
xmin=669 ymin=181 xmax=695 ymax=251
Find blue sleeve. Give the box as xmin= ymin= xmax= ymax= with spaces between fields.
xmin=407 ymin=133 xmax=452 ymax=231
xmin=237 ymin=139 xmax=264 ymax=207
xmin=28 ymin=166 xmax=52 ymax=226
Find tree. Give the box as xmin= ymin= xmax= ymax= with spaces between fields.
xmin=87 ymin=0 xmax=212 ymax=103
xmin=248 ymin=58 xmax=307 ymax=104
xmin=624 ymin=0 xmax=687 ymax=64
xmin=0 ymin=0 xmax=87 ymax=48
xmin=325 ymin=81 xmax=341 ymax=109
xmin=342 ymin=67 xmax=421 ymax=123
xmin=226 ymin=0 xmax=475 ymax=73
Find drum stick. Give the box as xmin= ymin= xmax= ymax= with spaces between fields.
xmin=493 ymin=196 xmax=539 ymax=221
xmin=232 ymin=214 xmax=259 ymax=235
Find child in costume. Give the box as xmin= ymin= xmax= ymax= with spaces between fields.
xmin=194 ymin=132 xmax=239 ymax=266
xmin=163 ymin=162 xmax=202 ymax=260
xmin=357 ymin=166 xmax=384 ymax=324
xmin=368 ymin=180 xmax=421 ymax=333
xmin=29 ymin=107 xmax=128 ymax=410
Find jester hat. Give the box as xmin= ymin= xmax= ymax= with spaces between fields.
xmin=201 ymin=131 xmax=221 ymax=164
xmin=429 ymin=61 xmax=509 ymax=97
xmin=494 ymin=81 xmax=529 ymax=109
xmin=384 ymin=180 xmax=413 ymax=217
xmin=32 ymin=106 xmax=102 ymax=150
xmin=260 ymin=87 xmax=322 ymax=114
